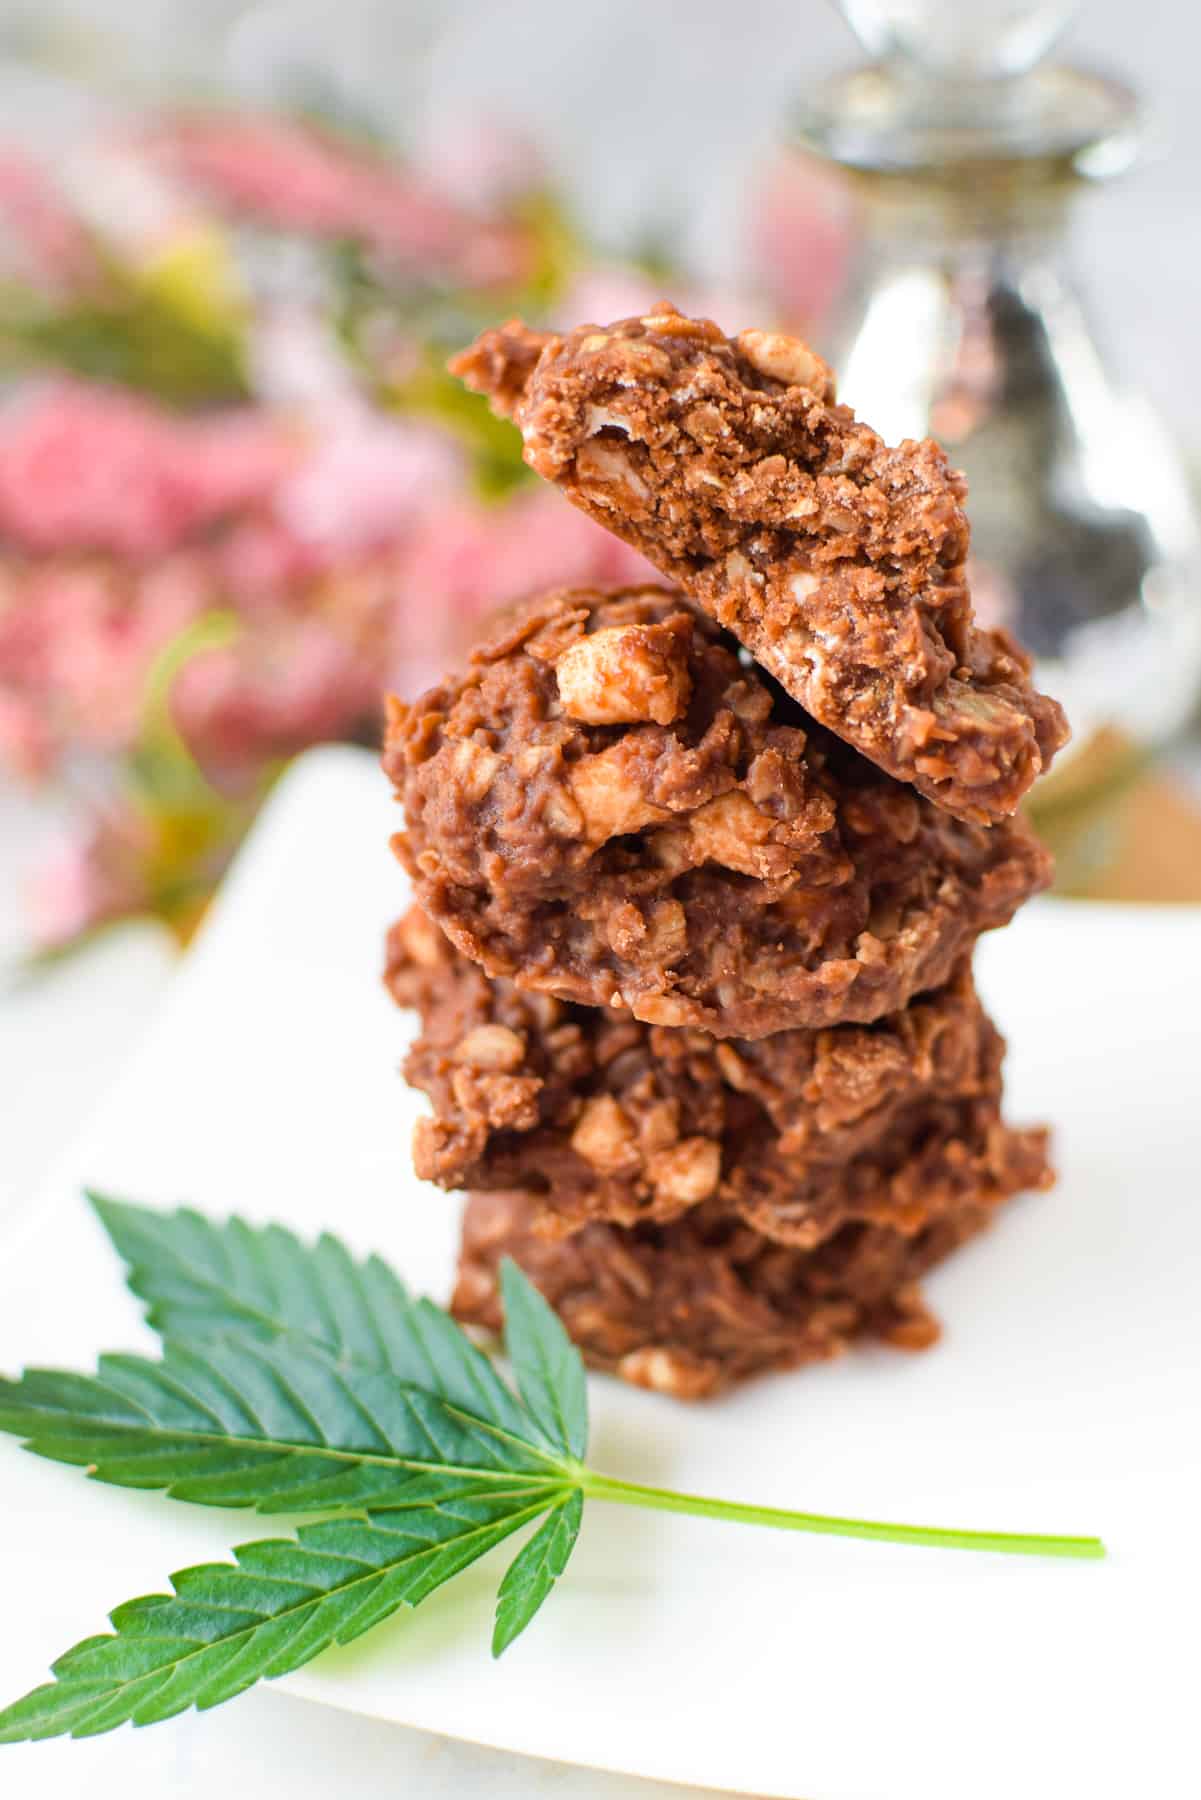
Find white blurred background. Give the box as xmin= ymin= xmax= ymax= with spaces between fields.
xmin=1 ymin=0 xmax=1195 ymax=427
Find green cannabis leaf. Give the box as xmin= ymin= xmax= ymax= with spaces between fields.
xmin=492 ymin=1488 xmax=584 ymax=1658
xmin=0 ymin=1196 xmax=1106 ymax=1747
xmin=0 ymin=1497 xmax=550 ymax=1743
xmin=495 ymin=1258 xmax=587 ymax=1463
xmin=0 ymin=1336 xmax=564 ymax=1512
xmin=88 ymin=1193 xmax=547 ymax=1446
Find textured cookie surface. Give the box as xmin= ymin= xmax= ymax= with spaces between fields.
xmin=388 ymin=907 xmax=1051 ymax=1246
xmin=451 ymin=307 xmax=1069 ymax=823
xmin=384 ymin=585 xmax=1052 ymax=1038
xmin=453 ymin=1188 xmax=1026 ymax=1398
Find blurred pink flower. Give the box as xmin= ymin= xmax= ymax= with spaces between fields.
xmin=212 ymin=517 xmax=326 ymax=607
xmin=0 ymin=149 xmax=98 ymax=293
xmin=273 ymin=416 xmax=462 ymax=558
xmin=25 ymin=565 xmax=155 ymax=753
xmin=175 ymin=622 xmax=379 ymax=771
xmin=392 ymin=488 xmax=655 ymax=689
xmin=0 ymin=372 xmax=663 ymax=797
xmin=420 ymin=117 xmax=546 ymax=213
xmin=749 ymin=153 xmax=854 ymax=337
xmin=144 ymin=114 xmax=532 ymax=289
xmin=27 ymin=806 xmax=152 ymax=949
xmin=182 ymin=413 xmax=304 ymax=525
xmin=0 ymin=557 xmax=208 ymax=762
xmin=0 ymin=94 xmax=758 ymax=956
xmin=165 ymin=491 xmax=644 ymax=766
xmin=0 ymin=691 xmax=52 ymax=779
xmin=0 ymin=382 xmax=299 ymax=558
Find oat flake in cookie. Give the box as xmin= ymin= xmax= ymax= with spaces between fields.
xmin=387 ymin=909 xmax=1051 ymax=1248
xmin=453 ymin=1189 xmax=1029 ymax=1399
xmin=384 ymin=586 xmax=1052 ymax=1040
xmin=451 ymin=306 xmax=1069 ymax=824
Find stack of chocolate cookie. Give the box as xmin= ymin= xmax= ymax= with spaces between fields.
xmin=382 ymin=305 xmax=1067 ymax=1398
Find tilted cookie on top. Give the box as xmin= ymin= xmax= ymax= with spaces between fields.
xmin=452 ymin=306 xmax=1068 ymax=824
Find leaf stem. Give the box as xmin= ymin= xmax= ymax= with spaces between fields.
xmin=578 ymin=1471 xmax=1105 ymax=1560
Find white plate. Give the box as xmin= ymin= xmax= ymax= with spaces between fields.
xmin=2 ymin=746 xmax=1199 ymax=1800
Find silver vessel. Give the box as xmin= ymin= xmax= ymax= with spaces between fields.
xmin=797 ymin=1 xmax=1201 ymax=787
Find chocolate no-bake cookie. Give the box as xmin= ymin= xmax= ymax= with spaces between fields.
xmin=384 ymin=585 xmax=1052 ymax=1039
xmin=453 ymin=1188 xmax=1023 ymax=1398
xmin=451 ymin=306 xmax=1068 ymax=823
xmin=388 ymin=905 xmax=1051 ymax=1247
